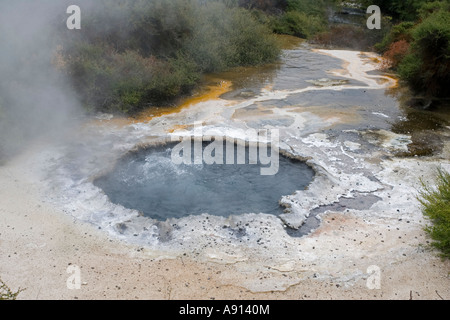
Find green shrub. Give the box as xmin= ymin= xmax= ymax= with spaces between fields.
xmin=227 ymin=7 xmax=280 ymax=66
xmin=375 ymin=21 xmax=414 ymax=53
xmin=66 ymin=44 xmax=201 ymax=114
xmin=272 ymin=10 xmax=326 ymax=38
xmin=185 ymin=3 xmax=279 ymax=72
xmin=362 ymin=0 xmax=430 ymax=21
xmin=268 ymin=0 xmax=329 ymax=39
xmin=398 ymin=9 xmax=450 ymax=97
xmin=285 ymin=0 xmax=327 ymax=17
xmin=148 ymin=53 xmax=200 ymax=102
xmin=418 ymin=168 xmax=450 ymax=259
xmin=418 ymin=0 xmax=450 ymax=20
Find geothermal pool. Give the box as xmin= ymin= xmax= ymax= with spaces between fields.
xmin=94 ymin=142 xmax=314 ymax=220
xmin=36 ymin=39 xmax=449 ymax=257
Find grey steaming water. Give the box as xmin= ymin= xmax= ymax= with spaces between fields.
xmin=94 ymin=142 xmax=315 ymax=220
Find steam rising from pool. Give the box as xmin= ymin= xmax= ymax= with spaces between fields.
xmin=94 ymin=143 xmax=314 ymax=220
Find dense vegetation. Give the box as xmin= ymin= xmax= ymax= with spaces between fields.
xmin=362 ymin=0 xmax=439 ymax=21
xmin=371 ymin=0 xmax=450 ymax=98
xmin=269 ymin=0 xmax=329 ymax=37
xmin=419 ymin=168 xmax=450 ymax=259
xmin=59 ymin=0 xmax=282 ymax=114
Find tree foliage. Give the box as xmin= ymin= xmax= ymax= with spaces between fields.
xmin=372 ymin=1 xmax=450 ymax=98
xmin=270 ymin=0 xmax=329 ymax=38
xmin=362 ymin=0 xmax=434 ymax=21
xmin=272 ymin=10 xmax=327 ymax=38
xmin=398 ymin=7 xmax=450 ymax=97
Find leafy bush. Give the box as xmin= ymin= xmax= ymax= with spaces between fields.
xmin=267 ymin=0 xmax=329 ymax=39
xmin=381 ymin=39 xmax=410 ymax=69
xmin=228 ymin=7 xmax=281 ymax=66
xmin=418 ymin=168 xmax=450 ymax=259
xmin=185 ymin=2 xmax=279 ymax=72
xmin=370 ymin=1 xmax=450 ymax=97
xmin=375 ymin=21 xmax=414 ymax=53
xmin=285 ymin=0 xmax=327 ymax=16
xmin=362 ymin=0 xmax=431 ymax=21
xmin=417 ymin=0 xmax=450 ymax=20
xmin=66 ymin=44 xmax=200 ymax=114
xmin=272 ymin=10 xmax=326 ymax=38
xmin=398 ymin=9 xmax=450 ymax=97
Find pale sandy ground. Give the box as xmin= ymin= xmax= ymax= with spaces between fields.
xmin=1 ymin=148 xmax=449 ymax=300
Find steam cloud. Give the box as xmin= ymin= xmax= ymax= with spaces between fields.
xmin=0 ymin=0 xmax=278 ymax=161
xmin=0 ymin=1 xmax=83 ymax=160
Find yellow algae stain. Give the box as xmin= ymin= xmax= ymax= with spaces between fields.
xmin=384 ymin=74 xmax=399 ymax=89
xmin=376 ymin=75 xmax=399 ymax=88
xmin=136 ymin=77 xmax=232 ymax=123
xmin=369 ymin=56 xmax=381 ymax=64
xmin=91 ymin=77 xmax=233 ymax=128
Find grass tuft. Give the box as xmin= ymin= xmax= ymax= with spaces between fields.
xmin=0 ymin=278 xmax=25 ymax=300
xmin=418 ymin=168 xmax=450 ymax=259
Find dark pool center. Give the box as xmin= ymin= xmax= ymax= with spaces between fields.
xmin=94 ymin=142 xmax=315 ymax=221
